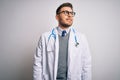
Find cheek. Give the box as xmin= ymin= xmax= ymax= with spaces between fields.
xmin=62 ymin=17 xmax=68 ymax=23
xmin=59 ymin=15 xmax=67 ymax=21
xmin=62 ymin=18 xmax=66 ymax=22
xmin=59 ymin=17 xmax=66 ymax=23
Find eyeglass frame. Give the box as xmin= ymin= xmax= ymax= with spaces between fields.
xmin=57 ymin=10 xmax=76 ymax=17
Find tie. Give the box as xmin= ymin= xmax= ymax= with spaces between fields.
xmin=62 ymin=30 xmax=66 ymax=37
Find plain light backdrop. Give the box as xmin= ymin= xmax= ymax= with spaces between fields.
xmin=0 ymin=0 xmax=120 ymax=80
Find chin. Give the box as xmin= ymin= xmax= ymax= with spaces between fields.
xmin=60 ymin=22 xmax=73 ymax=28
xmin=63 ymin=24 xmax=72 ymax=28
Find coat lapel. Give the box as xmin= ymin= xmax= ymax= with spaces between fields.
xmin=53 ymin=27 xmax=59 ymax=80
xmin=67 ymin=28 xmax=75 ymax=75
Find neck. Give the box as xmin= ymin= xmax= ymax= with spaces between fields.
xmin=58 ymin=24 xmax=70 ymax=30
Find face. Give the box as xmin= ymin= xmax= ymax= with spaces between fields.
xmin=56 ymin=7 xmax=74 ymax=29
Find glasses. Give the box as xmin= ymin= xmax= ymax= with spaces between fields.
xmin=58 ymin=10 xmax=76 ymax=17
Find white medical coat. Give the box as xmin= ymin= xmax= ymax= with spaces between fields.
xmin=33 ymin=27 xmax=91 ymax=80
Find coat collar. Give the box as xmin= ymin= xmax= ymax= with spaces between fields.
xmin=57 ymin=27 xmax=71 ymax=36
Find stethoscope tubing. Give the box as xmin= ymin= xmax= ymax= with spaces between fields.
xmin=48 ymin=28 xmax=79 ymax=47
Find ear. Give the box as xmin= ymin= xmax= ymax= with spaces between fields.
xmin=56 ymin=15 xmax=59 ymax=21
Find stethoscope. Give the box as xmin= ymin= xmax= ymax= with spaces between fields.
xmin=48 ymin=28 xmax=79 ymax=47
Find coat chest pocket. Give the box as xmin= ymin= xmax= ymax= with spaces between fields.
xmin=46 ymin=43 xmax=55 ymax=64
xmin=46 ymin=45 xmax=54 ymax=54
xmin=46 ymin=38 xmax=55 ymax=53
xmin=43 ymin=74 xmax=50 ymax=80
xmin=68 ymin=74 xmax=82 ymax=80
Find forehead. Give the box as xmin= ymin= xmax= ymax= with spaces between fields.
xmin=60 ymin=7 xmax=73 ymax=11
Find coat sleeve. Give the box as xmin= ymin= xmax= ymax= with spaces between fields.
xmin=81 ymin=34 xmax=92 ymax=80
xmin=33 ymin=36 xmax=43 ymax=80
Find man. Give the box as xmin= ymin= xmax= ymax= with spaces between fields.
xmin=33 ymin=2 xmax=91 ymax=80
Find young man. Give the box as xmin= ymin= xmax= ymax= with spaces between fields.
xmin=33 ymin=2 xmax=91 ymax=80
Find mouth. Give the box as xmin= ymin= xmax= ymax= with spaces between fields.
xmin=66 ymin=18 xmax=72 ymax=22
xmin=66 ymin=19 xmax=73 ymax=24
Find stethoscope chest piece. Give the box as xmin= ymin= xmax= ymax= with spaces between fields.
xmin=75 ymin=42 xmax=79 ymax=47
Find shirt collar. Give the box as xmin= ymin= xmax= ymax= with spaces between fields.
xmin=57 ymin=26 xmax=71 ymax=36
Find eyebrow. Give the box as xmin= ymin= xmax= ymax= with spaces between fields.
xmin=60 ymin=10 xmax=73 ymax=12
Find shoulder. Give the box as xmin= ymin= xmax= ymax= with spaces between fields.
xmin=38 ymin=31 xmax=50 ymax=43
xmin=38 ymin=27 xmax=57 ymax=42
xmin=41 ymin=31 xmax=51 ymax=38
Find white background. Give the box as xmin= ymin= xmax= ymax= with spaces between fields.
xmin=0 ymin=0 xmax=120 ymax=80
